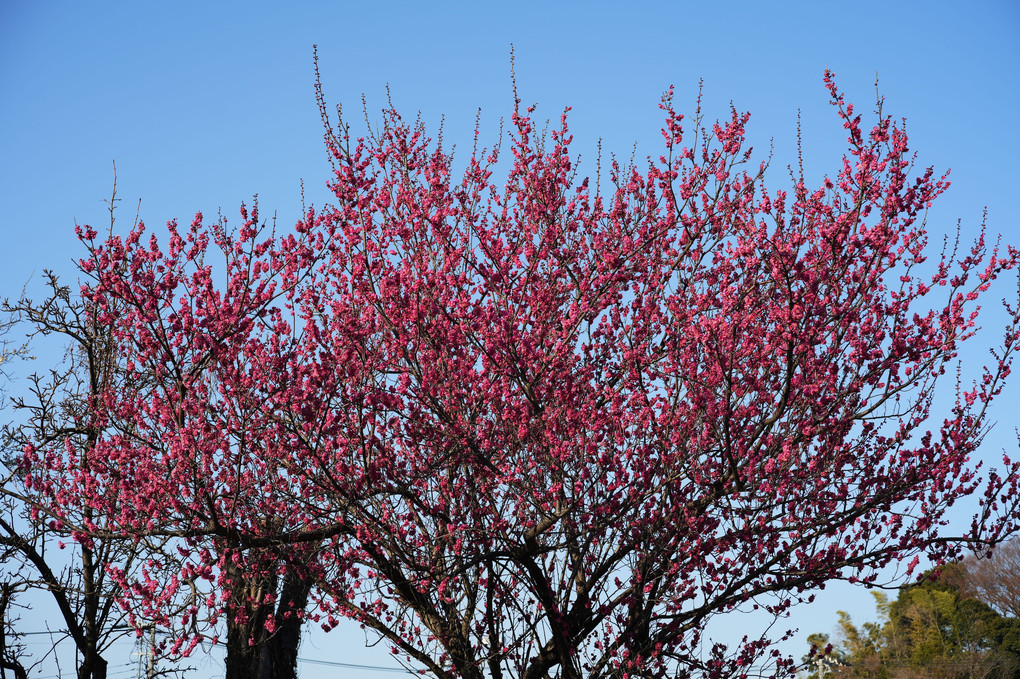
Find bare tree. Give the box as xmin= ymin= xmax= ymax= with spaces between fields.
xmin=0 ymin=171 xmax=157 ymax=679
xmin=962 ymin=538 xmax=1020 ymax=618
xmin=0 ymin=321 xmax=29 ymax=679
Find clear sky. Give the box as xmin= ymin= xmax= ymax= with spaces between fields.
xmin=2 ymin=1 xmax=1019 ymax=678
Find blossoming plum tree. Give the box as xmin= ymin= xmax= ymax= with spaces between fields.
xmin=24 ymin=70 xmax=1020 ymax=678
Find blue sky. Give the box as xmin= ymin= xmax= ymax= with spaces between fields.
xmin=2 ymin=1 xmax=1019 ymax=677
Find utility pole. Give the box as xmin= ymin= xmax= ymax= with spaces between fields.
xmin=146 ymin=625 xmax=156 ymax=679
xmin=132 ymin=625 xmax=157 ymax=679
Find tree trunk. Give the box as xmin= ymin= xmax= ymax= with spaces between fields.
xmin=225 ymin=565 xmax=311 ymax=679
xmin=258 ymin=573 xmax=312 ymax=679
xmin=225 ymin=619 xmax=261 ymax=679
xmin=77 ymin=653 xmax=107 ymax=679
xmin=0 ymin=584 xmax=29 ymax=679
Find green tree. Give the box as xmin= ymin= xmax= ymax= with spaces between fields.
xmin=804 ymin=566 xmax=1020 ymax=678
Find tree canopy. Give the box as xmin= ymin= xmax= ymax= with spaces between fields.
xmin=14 ymin=70 xmax=1020 ymax=678
xmin=804 ymin=563 xmax=1020 ymax=679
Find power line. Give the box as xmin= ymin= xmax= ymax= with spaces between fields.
xmin=297 ymin=656 xmax=421 ymax=674
xmin=33 ymin=661 xmax=135 ymax=679
xmin=12 ymin=631 xmax=71 ymax=636
xmin=10 ymin=630 xmax=423 ymax=675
